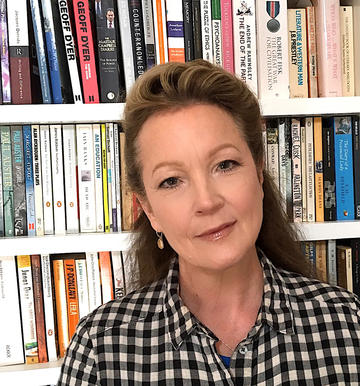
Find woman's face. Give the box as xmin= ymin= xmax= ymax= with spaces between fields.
xmin=137 ymin=104 xmax=264 ymax=272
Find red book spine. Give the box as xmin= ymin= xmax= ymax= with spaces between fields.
xmin=72 ymin=0 xmax=99 ymax=103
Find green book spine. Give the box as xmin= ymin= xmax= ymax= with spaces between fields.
xmin=1 ymin=126 xmax=14 ymax=236
xmin=211 ymin=0 xmax=221 ymax=19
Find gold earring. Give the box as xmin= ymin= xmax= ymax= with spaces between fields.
xmin=156 ymin=231 xmax=164 ymax=249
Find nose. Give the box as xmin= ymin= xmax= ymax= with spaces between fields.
xmin=193 ymin=176 xmax=224 ymax=215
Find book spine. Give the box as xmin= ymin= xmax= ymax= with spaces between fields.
xmin=315 ymin=0 xmax=342 ymax=97
xmin=99 ymin=251 xmax=114 ymax=303
xmin=114 ymin=124 xmax=122 ymax=231
xmin=337 ymin=245 xmax=347 ymax=289
xmin=316 ymin=240 xmax=327 ymax=283
xmin=350 ymin=238 xmax=360 ymax=297
xmin=346 ymin=246 xmax=353 ymax=292
xmin=220 ymin=0 xmax=233 ymax=73
xmin=327 ymin=239 xmax=337 ymax=286
xmin=31 ymin=254 xmax=48 ymax=363
xmin=192 ymin=0 xmax=202 ymax=59
xmin=57 ymin=0 xmax=84 ymax=103
xmin=85 ymin=252 xmax=102 ymax=309
xmin=313 ymin=116 xmax=324 ymax=222
xmin=117 ymin=0 xmax=136 ymax=93
xmin=106 ymin=123 xmax=116 ymax=231
xmin=306 ymin=6 xmax=318 ymax=98
xmin=142 ymin=0 xmax=156 ymax=69
xmin=200 ymin=0 xmax=213 ymax=63
xmin=166 ymin=0 xmax=185 ymax=62
xmin=182 ymin=0 xmax=194 ymax=61
xmin=266 ymin=120 xmax=279 ymax=189
xmin=76 ymin=124 xmax=97 ymax=232
xmin=64 ymin=259 xmax=79 ymax=339
xmin=305 ymin=117 xmax=315 ymax=222
xmin=232 ymin=0 xmax=257 ymax=94
xmin=0 ymin=139 xmax=4 ymax=237
xmin=153 ymin=0 xmax=168 ymax=64
xmin=101 ymin=124 xmax=110 ymax=232
xmin=340 ymin=6 xmax=355 ymax=97
xmin=287 ymin=9 xmax=308 ymax=98
xmin=17 ymin=255 xmax=39 ymax=364
xmin=334 ymin=116 xmax=354 ymax=220
xmin=211 ymin=0 xmax=222 ymax=66
xmin=40 ymin=125 xmax=55 ymax=234
xmin=353 ymin=115 xmax=360 ymax=219
xmin=0 ymin=256 xmax=24 ymax=365
xmin=11 ymin=126 xmax=27 ymax=236
xmin=300 ymin=123 xmax=307 ymax=222
xmin=32 ymin=125 xmax=44 ymax=236
xmin=120 ymin=132 xmax=133 ymax=231
xmin=30 ymin=0 xmax=52 ymax=103
xmin=40 ymin=254 xmax=58 ymax=361
xmin=50 ymin=125 xmax=66 ymax=234
xmin=291 ymin=118 xmax=302 ymax=222
xmin=63 ymin=124 xmax=79 ymax=233
xmin=256 ymin=0 xmax=289 ymax=99
xmin=111 ymin=251 xmax=126 ymax=299
xmin=75 ymin=259 xmax=90 ymax=318
xmin=72 ymin=0 xmax=100 ymax=103
xmin=0 ymin=0 xmax=11 ymax=103
xmin=7 ymin=1 xmax=32 ymax=104
xmin=92 ymin=123 xmax=104 ymax=232
xmin=1 ymin=126 xmax=14 ymax=236
xmin=278 ymin=118 xmax=288 ymax=212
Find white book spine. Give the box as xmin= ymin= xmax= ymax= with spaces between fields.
xmin=305 ymin=117 xmax=315 ymax=222
xmin=301 ymin=124 xmax=307 ymax=222
xmin=327 ymin=239 xmax=337 ymax=286
xmin=75 ymin=259 xmax=90 ymax=319
xmin=200 ymin=0 xmax=213 ymax=62
xmin=50 ymin=125 xmax=66 ymax=234
xmin=86 ymin=252 xmax=102 ymax=310
xmin=212 ymin=17 xmax=222 ymax=66
xmin=92 ymin=124 xmax=104 ymax=232
xmin=153 ymin=0 xmax=169 ymax=64
xmin=76 ymin=124 xmax=97 ymax=233
xmin=57 ymin=0 xmax=83 ymax=103
xmin=7 ymin=1 xmax=29 ymax=47
xmin=0 ymin=256 xmax=24 ymax=365
xmin=117 ymin=0 xmax=136 ymax=92
xmin=40 ymin=254 xmax=58 ymax=361
xmin=31 ymin=125 xmax=44 ymax=236
xmin=165 ymin=0 xmax=185 ymax=62
xmin=111 ymin=251 xmax=126 ymax=300
xmin=278 ymin=118 xmax=287 ymax=210
xmin=346 ymin=247 xmax=353 ymax=292
xmin=114 ymin=124 xmax=122 ymax=231
xmin=40 ymin=125 xmax=54 ymax=235
xmin=232 ymin=0 xmax=257 ymax=95
xmin=109 ymin=124 xmax=117 ymax=232
xmin=62 ymin=124 xmax=79 ymax=233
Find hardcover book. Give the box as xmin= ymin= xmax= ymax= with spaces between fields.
xmin=166 ymin=0 xmax=185 ymax=62
xmin=0 ymin=0 xmax=11 ymax=103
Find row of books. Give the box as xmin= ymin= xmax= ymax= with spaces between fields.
xmin=0 ymin=123 xmax=136 ymax=238
xmin=301 ymin=238 xmax=360 ymax=297
xmin=263 ymin=115 xmax=360 ymax=223
xmin=0 ymin=250 xmax=136 ymax=366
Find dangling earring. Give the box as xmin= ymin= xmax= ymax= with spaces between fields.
xmin=156 ymin=231 xmax=164 ymax=250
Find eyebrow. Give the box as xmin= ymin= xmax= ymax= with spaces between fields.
xmin=151 ymin=143 xmax=240 ymax=176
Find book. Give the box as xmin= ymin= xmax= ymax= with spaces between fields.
xmin=327 ymin=239 xmax=337 ymax=286
xmin=192 ymin=0 xmax=202 ymax=59
xmin=93 ymin=123 xmax=104 ymax=232
xmin=101 ymin=124 xmax=110 ymax=232
xmin=106 ymin=122 xmax=117 ymax=231
xmin=305 ymin=117 xmax=315 ymax=222
xmin=165 ymin=0 xmax=185 ymax=62
xmin=64 ymin=258 xmax=79 ymax=339
xmin=353 ymin=115 xmax=360 ymax=220
xmin=287 ymin=8 xmax=308 ymax=98
xmin=0 ymin=142 xmax=4 ymax=236
xmin=305 ymin=6 xmax=318 ymax=98
xmin=99 ymin=251 xmax=114 ymax=303
xmin=315 ymin=0 xmax=342 ymax=97
xmin=57 ymin=0 xmax=84 ymax=103
xmin=1 ymin=125 xmax=14 ymax=236
xmin=75 ymin=258 xmax=90 ymax=318
xmin=333 ymin=116 xmax=354 ymax=220
xmin=291 ymin=118 xmax=302 ymax=222
xmin=72 ymin=0 xmax=100 ymax=103
xmin=0 ymin=0 xmax=11 ymax=103
xmin=232 ymin=0 xmax=257 ymax=95
xmin=211 ymin=0 xmax=222 ymax=66
xmin=349 ymin=2 xmax=360 ymax=96
xmin=17 ymin=255 xmax=39 ymax=364
xmin=111 ymin=251 xmax=126 ymax=299
xmin=340 ymin=6 xmax=355 ymax=97
xmin=114 ymin=123 xmax=122 ymax=231
xmin=32 ymin=125 xmax=44 ymax=236
xmin=50 ymin=124 xmax=66 ymax=234
xmin=350 ymin=238 xmax=360 ymax=297
xmin=40 ymin=125 xmax=54 ymax=234
xmin=316 ymin=240 xmax=327 ymax=283
xmin=0 ymin=256 xmax=24 ymax=366
xmin=153 ymin=0 xmax=168 ymax=64
xmin=337 ymin=244 xmax=352 ymax=292
xmin=313 ymin=116 xmax=324 ymax=222
xmin=220 ymin=0 xmax=233 ymax=73
xmin=11 ymin=126 xmax=27 ymax=236
xmin=300 ymin=122 xmax=307 ymax=222
xmin=200 ymin=0 xmax=213 ymax=63
xmin=302 ymin=240 xmax=316 ymax=268
xmin=7 ymin=1 xmax=32 ymax=104
xmin=266 ymin=119 xmax=279 ymax=189
xmin=62 ymin=124 xmax=80 ymax=233
xmin=142 ymin=0 xmax=156 ymax=68
xmin=86 ymin=252 xmax=102 ymax=310
xmin=256 ymin=0 xmax=289 ymax=99
xmin=182 ymin=0 xmax=194 ymax=61
xmin=31 ymin=254 xmax=48 ymax=363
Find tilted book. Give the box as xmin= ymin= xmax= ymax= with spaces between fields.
xmin=32 ymin=125 xmax=44 ymax=236
xmin=0 ymin=0 xmax=11 ymax=103
xmin=166 ymin=0 xmax=185 ymax=62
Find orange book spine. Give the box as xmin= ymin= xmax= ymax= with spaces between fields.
xmin=313 ymin=117 xmax=324 ymax=222
xmin=99 ymin=251 xmax=114 ymax=303
xmin=64 ymin=259 xmax=79 ymax=340
xmin=31 ymin=255 xmax=48 ymax=363
xmin=154 ymin=0 xmax=167 ymax=64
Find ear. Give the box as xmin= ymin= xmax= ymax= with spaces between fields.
xmin=136 ymin=194 xmax=163 ymax=233
xmin=257 ymin=159 xmax=264 ymax=185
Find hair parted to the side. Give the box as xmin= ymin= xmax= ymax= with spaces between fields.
xmin=122 ymin=59 xmax=314 ymax=288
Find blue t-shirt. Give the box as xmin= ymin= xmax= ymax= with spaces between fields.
xmin=219 ymin=355 xmax=231 ymax=368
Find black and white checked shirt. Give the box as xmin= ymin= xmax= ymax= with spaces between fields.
xmin=57 ymin=252 xmax=360 ymax=385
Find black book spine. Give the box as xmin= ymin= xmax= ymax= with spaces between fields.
xmin=128 ymin=0 xmax=147 ymax=78
xmin=192 ymin=0 xmax=202 ymax=59
xmin=352 ymin=115 xmax=360 ymax=219
xmin=322 ymin=118 xmax=336 ymax=221
xmin=182 ymin=0 xmax=194 ymax=61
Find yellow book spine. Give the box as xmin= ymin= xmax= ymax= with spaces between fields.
xmin=313 ymin=117 xmax=324 ymax=222
xmin=101 ymin=124 xmax=110 ymax=232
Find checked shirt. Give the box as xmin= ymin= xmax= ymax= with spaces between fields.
xmin=57 ymin=252 xmax=360 ymax=385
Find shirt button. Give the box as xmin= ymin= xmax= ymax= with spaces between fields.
xmin=239 ymin=346 xmax=248 ymax=355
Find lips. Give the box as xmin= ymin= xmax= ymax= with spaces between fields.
xmin=196 ymin=221 xmax=236 ymax=240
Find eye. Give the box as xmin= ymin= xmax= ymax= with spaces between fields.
xmin=159 ymin=177 xmax=180 ymax=189
xmin=217 ymin=160 xmax=239 ymax=172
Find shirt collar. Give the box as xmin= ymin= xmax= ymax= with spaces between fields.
xmin=162 ymin=251 xmax=296 ymax=350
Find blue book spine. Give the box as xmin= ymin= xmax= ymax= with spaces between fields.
xmin=23 ymin=125 xmax=36 ymax=236
xmin=334 ymin=116 xmax=355 ymax=220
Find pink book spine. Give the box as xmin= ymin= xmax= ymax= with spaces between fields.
xmin=220 ymin=0 xmax=234 ymax=73
xmin=315 ymin=0 xmax=342 ymax=97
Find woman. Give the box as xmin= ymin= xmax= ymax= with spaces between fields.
xmin=58 ymin=60 xmax=360 ymax=385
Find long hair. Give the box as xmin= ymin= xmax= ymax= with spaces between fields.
xmin=122 ymin=59 xmax=314 ymax=288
